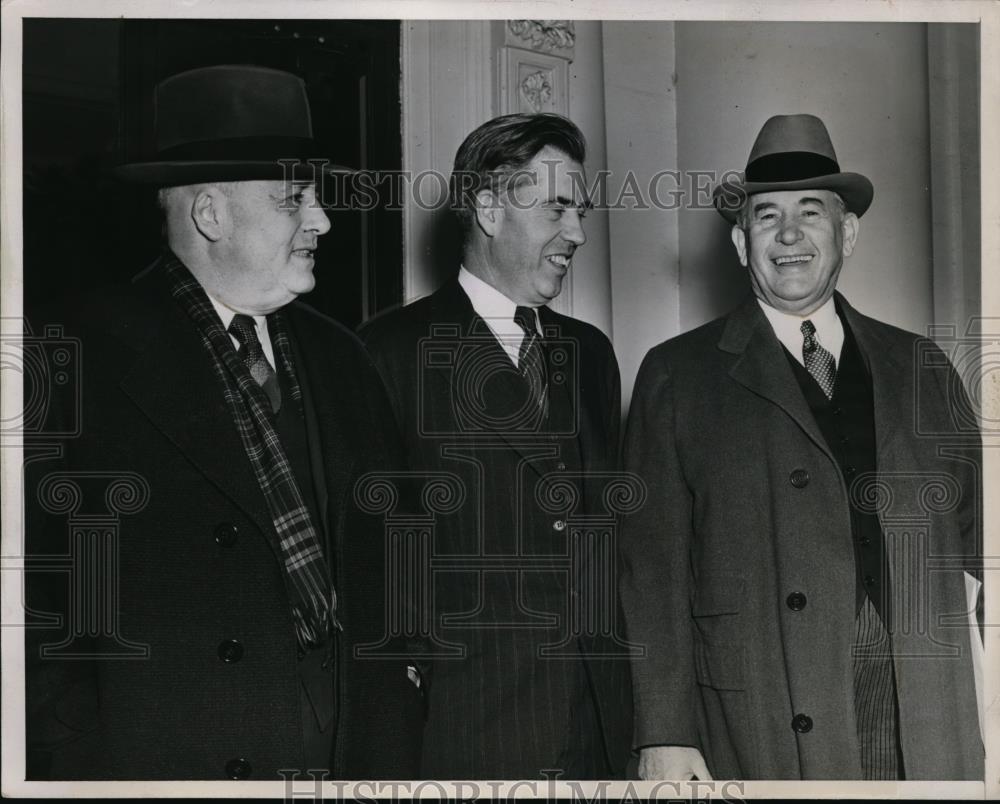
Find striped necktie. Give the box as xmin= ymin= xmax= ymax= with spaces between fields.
xmin=514 ymin=305 xmax=548 ymax=409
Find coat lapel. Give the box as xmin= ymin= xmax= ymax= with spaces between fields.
xmin=720 ymin=295 xmax=835 ymax=464
xmin=119 ymin=279 xmax=273 ymax=532
xmin=284 ymin=307 xmax=356 ymax=542
xmin=836 ymin=294 xmax=909 ymax=466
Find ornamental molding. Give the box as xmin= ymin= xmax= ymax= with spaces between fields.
xmin=506 ymin=20 xmax=575 ymax=55
xmin=520 ymin=70 xmax=553 ymax=112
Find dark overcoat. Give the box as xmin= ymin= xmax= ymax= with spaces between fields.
xmin=24 ymin=262 xmax=424 ymax=780
xmin=360 ymin=277 xmax=634 ymax=779
xmin=620 ymin=293 xmax=982 ymax=780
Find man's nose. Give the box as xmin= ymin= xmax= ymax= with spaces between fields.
xmin=562 ymin=210 xmax=586 ymax=247
xmin=303 ymin=201 xmax=331 ymax=236
xmin=776 ymin=219 xmax=802 ymax=246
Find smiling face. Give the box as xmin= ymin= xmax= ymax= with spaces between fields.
xmin=216 ymin=180 xmax=331 ymax=313
xmin=731 ymin=189 xmax=859 ymax=316
xmin=477 ymin=145 xmax=588 ymax=306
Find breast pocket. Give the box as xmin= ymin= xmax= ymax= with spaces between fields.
xmin=692 ymin=574 xmax=746 ymax=691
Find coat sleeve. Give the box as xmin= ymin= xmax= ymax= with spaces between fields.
xmin=619 ymin=348 xmax=699 ymax=750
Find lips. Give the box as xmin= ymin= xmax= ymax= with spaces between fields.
xmin=546 ymin=254 xmax=571 ymax=270
xmin=773 ymin=254 xmax=814 ymax=266
xmin=291 ymin=247 xmax=316 ymax=259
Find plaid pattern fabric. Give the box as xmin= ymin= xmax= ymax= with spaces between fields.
xmin=162 ymin=252 xmax=340 ymax=648
xmin=801 ymin=319 xmax=837 ymax=399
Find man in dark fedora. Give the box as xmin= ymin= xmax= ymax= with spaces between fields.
xmin=24 ymin=64 xmax=423 ymax=780
xmin=620 ymin=114 xmax=982 ymax=780
xmin=360 ymin=113 xmax=633 ymax=779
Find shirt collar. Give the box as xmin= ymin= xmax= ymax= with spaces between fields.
xmin=757 ymin=296 xmax=843 ymax=365
xmin=207 ymin=295 xmax=265 ymax=332
xmin=457 ymin=266 xmax=540 ymax=334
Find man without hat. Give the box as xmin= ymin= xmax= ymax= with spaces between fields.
xmin=24 ymin=65 xmax=424 ymax=780
xmin=620 ymin=114 xmax=982 ymax=780
xmin=360 ymin=113 xmax=633 ymax=779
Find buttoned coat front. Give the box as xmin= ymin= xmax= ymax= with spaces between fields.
xmin=620 ymin=293 xmax=982 ymax=780
xmin=25 ymin=261 xmax=424 ymax=780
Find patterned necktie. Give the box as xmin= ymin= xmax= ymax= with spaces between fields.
xmin=800 ymin=319 xmax=837 ymax=399
xmin=514 ymin=305 xmax=548 ymax=409
xmin=229 ymin=314 xmax=282 ymax=413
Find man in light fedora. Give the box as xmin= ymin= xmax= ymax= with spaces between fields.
xmin=24 ymin=65 xmax=423 ymax=780
xmin=619 ymin=114 xmax=982 ymax=780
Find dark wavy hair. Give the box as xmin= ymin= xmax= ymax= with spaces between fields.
xmin=449 ymin=113 xmax=587 ymax=235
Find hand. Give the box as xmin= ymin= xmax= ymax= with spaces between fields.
xmin=638 ymin=745 xmax=713 ymax=780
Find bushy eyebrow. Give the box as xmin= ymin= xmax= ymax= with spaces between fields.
xmin=753 ymin=196 xmax=828 ymax=216
xmin=546 ymin=193 xmax=592 ymax=209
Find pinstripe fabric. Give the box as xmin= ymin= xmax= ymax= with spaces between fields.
xmin=853 ymin=596 xmax=901 ymax=780
xmin=163 ymin=252 xmax=340 ymax=649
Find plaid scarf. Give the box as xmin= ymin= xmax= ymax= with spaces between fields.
xmin=162 ymin=252 xmax=340 ymax=649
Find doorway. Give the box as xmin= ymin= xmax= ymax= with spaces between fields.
xmin=22 ymin=18 xmax=403 ymax=328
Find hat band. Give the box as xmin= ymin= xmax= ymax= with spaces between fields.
xmin=154 ymin=135 xmax=323 ymax=164
xmin=745 ymin=151 xmax=840 ymax=183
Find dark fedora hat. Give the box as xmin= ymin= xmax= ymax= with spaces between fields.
xmin=114 ymin=64 xmax=353 ymax=185
xmin=713 ymin=114 xmax=873 ymax=223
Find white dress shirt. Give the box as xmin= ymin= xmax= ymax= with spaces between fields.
xmin=457 ymin=266 xmax=540 ymax=368
xmin=758 ymin=296 xmax=843 ymax=368
xmin=208 ymin=295 xmax=277 ymax=369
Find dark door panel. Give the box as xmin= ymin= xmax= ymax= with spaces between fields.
xmin=23 ymin=18 xmax=402 ymax=328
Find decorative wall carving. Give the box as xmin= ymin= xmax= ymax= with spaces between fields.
xmin=507 ymin=20 xmax=576 ymax=55
xmin=520 ymin=69 xmax=553 ymax=113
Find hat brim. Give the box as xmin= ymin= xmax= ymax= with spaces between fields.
xmin=113 ymin=159 xmax=355 ymax=186
xmin=712 ymin=172 xmax=873 ymax=223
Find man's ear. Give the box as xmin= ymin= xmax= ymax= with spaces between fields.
xmin=191 ymin=186 xmax=226 ymax=242
xmin=731 ymin=225 xmax=749 ymax=267
xmin=473 ymin=189 xmax=503 ymax=238
xmin=841 ymin=212 xmax=860 ymax=258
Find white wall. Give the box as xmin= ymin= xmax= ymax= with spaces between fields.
xmin=602 ymin=22 xmax=680 ymax=410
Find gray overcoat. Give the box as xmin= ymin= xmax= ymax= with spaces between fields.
xmin=620 ymin=292 xmax=982 ymax=780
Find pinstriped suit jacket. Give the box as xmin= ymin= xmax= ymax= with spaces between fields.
xmin=360 ymin=277 xmax=634 ymax=779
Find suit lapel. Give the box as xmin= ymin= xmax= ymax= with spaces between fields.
xmin=434 ymin=279 xmax=558 ymax=478
xmin=119 ymin=281 xmax=273 ymax=532
xmin=720 ymin=295 xmax=834 ymax=463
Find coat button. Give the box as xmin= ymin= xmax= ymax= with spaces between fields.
xmin=218 ymin=639 xmax=244 ymax=663
xmin=225 ymin=757 xmax=251 ymax=779
xmin=864 ymin=574 xmax=876 ymax=587
xmin=786 ymin=592 xmax=807 ymax=611
xmin=791 ymin=713 xmax=813 ymax=733
xmin=553 ymin=519 xmax=566 ymax=532
xmin=832 ymin=406 xmax=843 ymax=416
xmin=789 ymin=468 xmax=810 ymax=488
xmin=859 ymin=534 xmax=872 ymax=546
xmin=556 ymin=461 xmax=567 ymax=471
xmin=844 ymin=465 xmax=857 ymax=478
xmin=214 ymin=523 xmax=239 ymax=547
